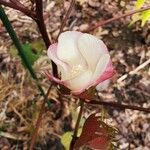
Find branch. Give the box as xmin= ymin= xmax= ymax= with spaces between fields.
xmin=29 ymin=84 xmax=53 ymax=150
xmin=70 ymin=100 xmax=84 ymax=150
xmin=57 ymin=0 xmax=75 ymax=37
xmin=85 ymin=5 xmax=150 ymax=32
xmin=45 ymin=70 xmax=150 ymax=113
xmin=0 ymin=0 xmax=36 ymax=19
xmin=85 ymin=99 xmax=150 ymax=113
xmin=117 ymin=58 xmax=150 ymax=83
xmin=35 ymin=0 xmax=51 ymax=47
xmin=10 ymin=0 xmax=25 ymax=8
xmin=35 ymin=0 xmax=58 ymax=77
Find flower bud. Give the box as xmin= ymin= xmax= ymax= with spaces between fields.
xmin=47 ymin=31 xmax=115 ymax=94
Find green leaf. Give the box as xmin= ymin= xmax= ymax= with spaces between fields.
xmin=21 ymin=44 xmax=40 ymax=66
xmin=61 ymin=129 xmax=82 ymax=150
xmin=10 ymin=42 xmax=43 ymax=66
xmin=129 ymin=14 xmax=141 ymax=26
xmin=61 ymin=132 xmax=72 ymax=150
xmin=131 ymin=0 xmax=150 ymax=26
xmin=135 ymin=0 xmax=146 ymax=9
xmin=141 ymin=10 xmax=150 ymax=26
xmin=31 ymin=39 xmax=46 ymax=52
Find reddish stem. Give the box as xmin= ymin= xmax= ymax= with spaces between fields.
xmin=86 ymin=99 xmax=150 ymax=113
xmin=10 ymin=0 xmax=25 ymax=8
xmin=35 ymin=0 xmax=50 ymax=47
xmin=35 ymin=0 xmax=58 ymax=77
xmin=29 ymin=85 xmax=53 ymax=150
xmin=0 ymin=0 xmax=36 ymax=19
xmin=84 ymin=5 xmax=150 ymax=32
xmin=57 ymin=0 xmax=75 ymax=37
xmin=70 ymin=100 xmax=84 ymax=150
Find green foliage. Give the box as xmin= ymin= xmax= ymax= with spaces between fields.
xmin=31 ymin=39 xmax=46 ymax=52
xmin=131 ymin=0 xmax=150 ymax=26
xmin=10 ymin=39 xmax=45 ymax=66
xmin=11 ymin=43 xmax=41 ymax=66
xmin=61 ymin=132 xmax=72 ymax=150
xmin=135 ymin=0 xmax=146 ymax=8
xmin=61 ymin=129 xmax=82 ymax=150
xmin=140 ymin=10 xmax=150 ymax=26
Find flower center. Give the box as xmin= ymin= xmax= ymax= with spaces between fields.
xmin=69 ymin=64 xmax=85 ymax=79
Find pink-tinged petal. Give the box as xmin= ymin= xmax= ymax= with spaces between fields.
xmin=91 ymin=54 xmax=110 ymax=83
xmin=44 ymin=70 xmax=67 ymax=86
xmin=78 ymin=33 xmax=108 ymax=72
xmin=45 ymin=70 xmax=92 ymax=95
xmin=93 ymin=60 xmax=115 ymax=86
xmin=47 ymin=43 xmax=68 ymax=72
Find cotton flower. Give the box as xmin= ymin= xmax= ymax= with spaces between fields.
xmin=47 ymin=31 xmax=114 ymax=94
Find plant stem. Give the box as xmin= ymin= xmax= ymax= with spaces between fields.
xmin=0 ymin=0 xmax=36 ymax=19
xmin=58 ymin=0 xmax=75 ymax=37
xmin=86 ymin=99 xmax=150 ymax=113
xmin=35 ymin=0 xmax=50 ymax=48
xmin=35 ymin=0 xmax=58 ymax=77
xmin=85 ymin=5 xmax=150 ymax=32
xmin=0 ymin=5 xmax=45 ymax=96
xmin=29 ymin=84 xmax=53 ymax=150
xmin=70 ymin=100 xmax=84 ymax=150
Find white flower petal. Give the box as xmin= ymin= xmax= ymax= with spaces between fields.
xmin=78 ymin=33 xmax=108 ymax=72
xmin=66 ymin=70 xmax=93 ymax=92
xmin=47 ymin=43 xmax=69 ymax=70
xmin=57 ymin=31 xmax=85 ymax=65
xmin=92 ymin=54 xmax=110 ymax=83
xmin=57 ymin=31 xmax=87 ymax=80
xmin=47 ymin=31 xmax=114 ymax=94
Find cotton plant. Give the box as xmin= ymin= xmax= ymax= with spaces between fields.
xmin=45 ymin=31 xmax=117 ymax=149
xmin=1 ymin=1 xmax=150 ymax=149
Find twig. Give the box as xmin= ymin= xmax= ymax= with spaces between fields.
xmin=73 ymin=100 xmax=84 ymax=138
xmin=29 ymin=84 xmax=53 ymax=150
xmin=35 ymin=0 xmax=51 ymax=48
xmin=70 ymin=100 xmax=84 ymax=150
xmin=0 ymin=0 xmax=36 ymax=19
xmin=10 ymin=0 xmax=25 ymax=8
xmin=57 ymin=0 xmax=75 ymax=37
xmin=10 ymin=104 xmax=28 ymax=125
xmin=0 ymin=131 xmax=27 ymax=141
xmin=35 ymin=0 xmax=58 ymax=77
xmin=86 ymin=99 xmax=150 ymax=113
xmin=85 ymin=5 xmax=150 ymax=32
xmin=117 ymin=58 xmax=150 ymax=83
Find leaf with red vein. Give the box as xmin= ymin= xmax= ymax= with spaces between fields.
xmin=74 ymin=113 xmax=116 ymax=150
